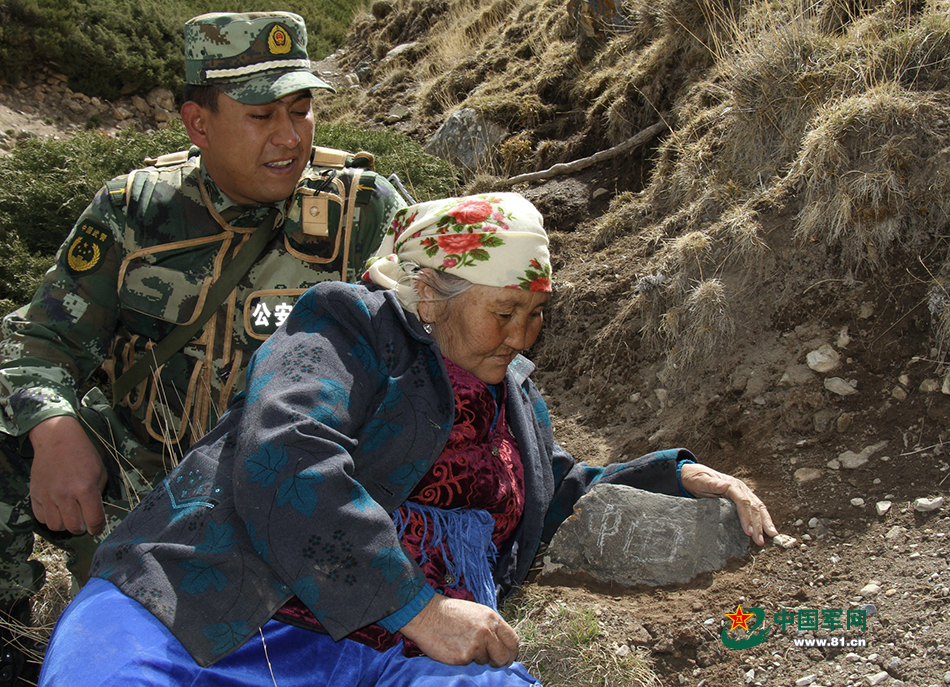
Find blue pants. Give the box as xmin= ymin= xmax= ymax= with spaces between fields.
xmin=40 ymin=578 xmax=541 ymax=686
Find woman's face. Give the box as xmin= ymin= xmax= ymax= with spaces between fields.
xmin=424 ymin=284 xmax=549 ymax=384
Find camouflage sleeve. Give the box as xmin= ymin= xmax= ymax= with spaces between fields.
xmin=0 ymin=180 xmax=126 ymax=437
xmin=346 ymin=172 xmax=407 ymax=280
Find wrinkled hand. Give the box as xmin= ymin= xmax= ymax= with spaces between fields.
xmin=29 ymin=416 xmax=108 ymax=535
xmin=400 ymin=593 xmax=519 ymax=667
xmin=680 ymin=463 xmax=777 ymax=546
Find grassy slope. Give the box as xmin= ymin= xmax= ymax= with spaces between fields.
xmin=318 ymin=0 xmax=950 ymax=385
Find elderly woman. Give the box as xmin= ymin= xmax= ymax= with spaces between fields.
xmin=39 ymin=193 xmax=776 ymax=686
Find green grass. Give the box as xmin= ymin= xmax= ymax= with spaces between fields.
xmin=314 ymin=123 xmax=460 ymax=202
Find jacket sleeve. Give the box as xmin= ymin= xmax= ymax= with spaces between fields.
xmin=522 ymin=380 xmax=696 ymax=543
xmin=0 ymin=180 xmax=125 ymax=437
xmin=230 ymin=284 xmax=434 ymax=640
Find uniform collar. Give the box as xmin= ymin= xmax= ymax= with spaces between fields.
xmin=197 ymin=157 xmax=289 ymax=229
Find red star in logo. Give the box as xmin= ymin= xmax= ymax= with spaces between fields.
xmin=725 ymin=604 xmax=755 ymax=631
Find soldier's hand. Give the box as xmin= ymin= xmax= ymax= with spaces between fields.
xmin=28 ymin=416 xmax=108 ymax=536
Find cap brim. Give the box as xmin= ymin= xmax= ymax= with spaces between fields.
xmin=218 ymin=70 xmax=335 ymax=105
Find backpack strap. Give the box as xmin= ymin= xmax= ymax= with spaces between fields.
xmin=111 ymin=208 xmax=280 ymax=404
xmin=311 ymin=145 xmax=375 ymax=171
xmin=143 ymin=148 xmax=195 ymax=168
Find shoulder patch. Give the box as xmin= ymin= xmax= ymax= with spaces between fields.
xmin=66 ymin=219 xmax=114 ymax=277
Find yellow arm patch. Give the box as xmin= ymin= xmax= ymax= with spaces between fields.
xmin=65 ymin=220 xmax=114 ymax=276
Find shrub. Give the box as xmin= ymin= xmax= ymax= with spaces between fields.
xmin=0 ymin=0 xmax=367 ymax=100
xmin=314 ymin=123 xmax=460 ymax=201
xmin=0 ymin=126 xmax=191 ymax=258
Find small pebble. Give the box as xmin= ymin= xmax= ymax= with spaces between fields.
xmin=914 ymin=496 xmax=945 ymax=512
xmin=885 ymin=657 xmax=903 ymax=671
xmin=773 ymin=534 xmax=798 ymax=549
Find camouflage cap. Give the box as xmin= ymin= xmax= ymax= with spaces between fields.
xmin=184 ymin=12 xmax=334 ymax=105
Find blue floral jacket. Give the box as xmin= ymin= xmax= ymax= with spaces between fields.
xmin=90 ymin=281 xmax=692 ymax=666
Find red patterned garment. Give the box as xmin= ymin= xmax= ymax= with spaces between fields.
xmin=275 ymin=356 xmax=526 ymax=653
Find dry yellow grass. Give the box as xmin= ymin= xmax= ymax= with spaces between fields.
xmin=792 ymin=83 xmax=950 ymax=264
xmin=502 ymin=585 xmax=662 ymax=687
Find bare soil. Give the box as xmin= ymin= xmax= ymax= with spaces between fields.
xmin=526 ymin=186 xmax=950 ymax=686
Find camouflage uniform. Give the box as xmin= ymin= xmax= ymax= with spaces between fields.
xmin=0 ymin=12 xmax=408 ymax=606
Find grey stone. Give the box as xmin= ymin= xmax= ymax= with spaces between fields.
xmin=146 ymin=87 xmax=175 ymax=112
xmin=131 ymin=95 xmax=150 ymax=114
xmin=914 ymin=496 xmax=945 ymax=512
xmin=813 ymin=408 xmax=838 ymax=432
xmin=540 ymin=484 xmax=749 ymax=587
xmin=381 ymin=42 xmax=418 ymax=63
xmin=385 ymin=104 xmax=410 ymax=124
xmin=806 ymin=344 xmax=840 ymax=372
xmin=884 ymin=525 xmax=906 ymax=540
xmin=838 ymin=442 xmax=886 ymax=469
xmin=153 ymin=106 xmax=177 ymax=123
xmin=885 ymin=657 xmax=903 ymax=671
xmin=424 ymin=108 xmax=507 ymax=172
xmin=779 ymin=363 xmax=815 ymax=387
xmin=825 ymin=377 xmax=858 ymax=396
xmin=773 ymin=534 xmax=798 ymax=548
xmin=794 ymin=467 xmax=822 ymax=483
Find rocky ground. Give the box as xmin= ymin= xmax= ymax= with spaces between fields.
xmin=0 ymin=68 xmax=176 ymax=154
xmin=3 ymin=61 xmax=950 ymax=687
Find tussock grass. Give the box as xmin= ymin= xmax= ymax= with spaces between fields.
xmin=928 ymin=274 xmax=950 ymax=367
xmin=571 ymin=0 xmax=950 ymax=373
xmin=660 ymin=278 xmax=735 ymax=372
xmin=502 ymin=586 xmax=662 ymax=687
xmin=792 ymin=83 xmax=950 ymax=264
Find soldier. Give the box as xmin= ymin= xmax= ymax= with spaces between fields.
xmin=0 ymin=12 xmax=408 ymax=684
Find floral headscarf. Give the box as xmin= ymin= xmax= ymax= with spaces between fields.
xmin=364 ymin=193 xmax=551 ymax=312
